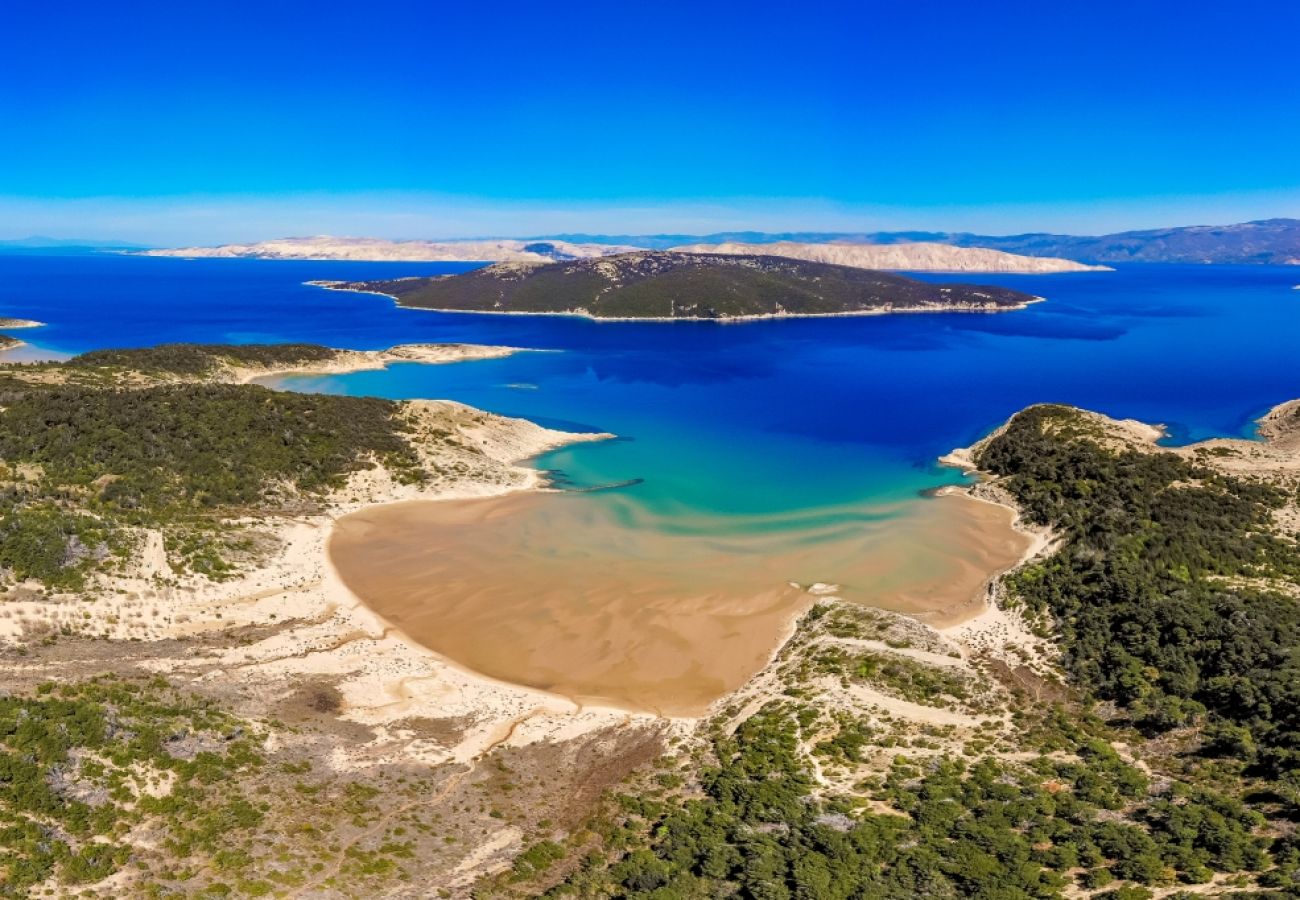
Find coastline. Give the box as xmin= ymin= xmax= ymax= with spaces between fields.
xmin=0 ymin=318 xmax=45 ymax=355
xmin=307 ymin=279 xmax=1046 ymax=322
xmin=327 ymin=470 xmax=1038 ymax=719
xmin=229 ymin=342 xmax=530 ymax=385
xmin=0 ymin=334 xmax=660 ymax=772
xmin=203 ymin=406 xmax=671 ymax=762
xmin=0 ymin=394 xmax=640 ymax=768
xmin=931 ymin=396 xmax=1300 ymax=664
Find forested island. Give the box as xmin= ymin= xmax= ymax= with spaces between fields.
xmin=316 ymin=251 xmax=1038 ymax=320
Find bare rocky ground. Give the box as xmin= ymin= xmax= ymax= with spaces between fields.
xmin=3 ymin=626 xmax=669 ymax=898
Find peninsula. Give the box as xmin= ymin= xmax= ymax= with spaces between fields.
xmin=316 ymin=251 xmax=1039 ymax=319
xmin=499 ymin=397 xmax=1300 ymax=897
xmin=47 ymin=340 xmax=524 ymax=384
xmin=0 ymin=318 xmax=45 ymax=353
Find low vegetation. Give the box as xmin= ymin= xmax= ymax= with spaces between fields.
xmin=0 ymin=676 xmax=266 ymax=895
xmin=482 ymin=698 xmax=1290 ymax=898
xmin=0 ymin=675 xmax=489 ymax=898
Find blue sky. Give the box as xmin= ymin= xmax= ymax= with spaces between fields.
xmin=2 ymin=1 xmax=1297 ymax=243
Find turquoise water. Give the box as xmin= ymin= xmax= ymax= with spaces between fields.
xmin=2 ymin=256 xmax=1297 ymax=531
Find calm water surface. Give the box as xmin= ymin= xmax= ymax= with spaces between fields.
xmin=4 ymin=254 xmax=1296 ymax=530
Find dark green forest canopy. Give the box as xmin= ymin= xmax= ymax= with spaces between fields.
xmin=62 ymin=342 xmax=339 ymax=376
xmin=335 ymin=252 xmax=1037 ymax=319
xmin=0 ymin=379 xmax=420 ymax=586
xmin=0 ymin=382 xmax=417 ymax=507
xmin=523 ymin=702 xmax=1290 ymax=899
xmin=976 ymin=405 xmax=1300 ymax=774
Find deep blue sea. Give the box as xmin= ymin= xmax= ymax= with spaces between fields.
xmin=2 ymin=254 xmax=1297 ymax=530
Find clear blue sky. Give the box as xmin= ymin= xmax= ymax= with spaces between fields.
xmin=2 ymin=0 xmax=1298 ymax=242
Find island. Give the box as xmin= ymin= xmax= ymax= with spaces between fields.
xmin=0 ymin=319 xmax=45 ymax=353
xmin=314 ymin=251 xmax=1040 ymax=319
xmin=671 ymin=239 xmax=1112 ymax=273
xmin=137 ymin=235 xmax=639 ymax=262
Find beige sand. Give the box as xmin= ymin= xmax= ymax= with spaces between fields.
xmin=329 ymin=489 xmax=1031 ymax=716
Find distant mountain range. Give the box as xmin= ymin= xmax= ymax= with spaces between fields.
xmin=8 ymin=219 xmax=1299 ymax=265
xmin=546 ymin=218 xmax=1300 ymax=265
xmin=140 ymin=236 xmax=639 ymax=263
xmin=138 ymin=236 xmax=1103 ymax=273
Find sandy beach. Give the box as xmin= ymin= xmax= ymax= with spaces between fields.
xmin=0 ymin=390 xmax=645 ymax=765
xmin=328 ymin=487 xmax=1032 ymax=717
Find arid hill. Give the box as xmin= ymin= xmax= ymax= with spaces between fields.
xmin=672 ymin=240 xmax=1108 ymax=273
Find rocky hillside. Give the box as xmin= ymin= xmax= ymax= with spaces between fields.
xmin=555 ymin=219 xmax=1300 ymax=265
xmin=325 ymin=251 xmax=1038 ymax=319
xmin=672 ymin=240 xmax=1108 ymax=273
xmin=139 ymin=235 xmax=640 ymax=263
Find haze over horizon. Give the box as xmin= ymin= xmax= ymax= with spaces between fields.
xmin=3 ymin=0 xmax=1298 ymax=244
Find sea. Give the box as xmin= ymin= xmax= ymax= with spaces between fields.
xmin=4 ymin=254 xmax=1296 ymax=532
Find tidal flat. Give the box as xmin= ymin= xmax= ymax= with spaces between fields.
xmin=329 ymin=489 xmax=1031 ymax=715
